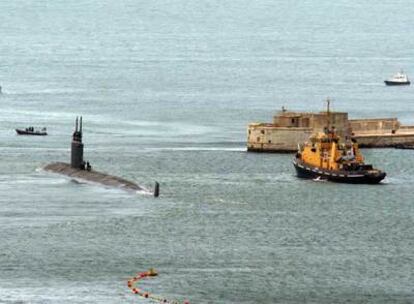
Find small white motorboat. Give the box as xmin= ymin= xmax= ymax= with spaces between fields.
xmin=384 ymin=70 xmax=410 ymax=86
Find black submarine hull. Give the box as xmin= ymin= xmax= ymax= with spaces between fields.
xmin=44 ymin=162 xmax=148 ymax=192
xmin=293 ymin=160 xmax=386 ymax=184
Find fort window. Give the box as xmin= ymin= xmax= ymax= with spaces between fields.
xmin=261 ymin=130 xmax=265 ymax=134
xmin=257 ymin=137 xmax=260 ymax=142
xmin=268 ymin=140 xmax=271 ymax=143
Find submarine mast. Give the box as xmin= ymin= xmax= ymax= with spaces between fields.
xmin=71 ymin=116 xmax=84 ymax=169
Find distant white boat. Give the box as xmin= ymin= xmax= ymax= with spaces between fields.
xmin=384 ymin=70 xmax=410 ymax=86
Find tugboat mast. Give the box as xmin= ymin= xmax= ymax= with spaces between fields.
xmin=326 ymin=97 xmax=331 ymax=131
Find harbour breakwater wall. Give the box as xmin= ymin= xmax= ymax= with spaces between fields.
xmin=247 ymin=110 xmax=414 ymax=152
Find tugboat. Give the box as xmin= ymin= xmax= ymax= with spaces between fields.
xmin=293 ymin=100 xmax=386 ymax=184
xmin=15 ymin=127 xmax=47 ymax=136
xmin=384 ymin=70 xmax=410 ymax=86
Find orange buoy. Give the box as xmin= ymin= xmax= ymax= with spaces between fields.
xmin=148 ymin=268 xmax=158 ymax=276
xmin=128 ymin=269 xmax=188 ymax=304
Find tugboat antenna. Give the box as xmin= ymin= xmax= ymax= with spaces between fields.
xmin=326 ymin=97 xmax=331 ymax=131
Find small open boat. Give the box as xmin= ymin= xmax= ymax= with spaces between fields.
xmin=16 ymin=127 xmax=48 ymax=136
xmin=384 ymin=70 xmax=410 ymax=86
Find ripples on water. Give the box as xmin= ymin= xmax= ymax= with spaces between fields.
xmin=1 ymin=1 xmax=414 ymax=303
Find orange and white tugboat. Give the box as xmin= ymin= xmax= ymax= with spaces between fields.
xmin=293 ymin=100 xmax=386 ymax=184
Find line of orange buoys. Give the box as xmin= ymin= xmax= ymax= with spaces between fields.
xmin=127 ymin=269 xmax=190 ymax=304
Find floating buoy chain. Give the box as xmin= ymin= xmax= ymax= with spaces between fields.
xmin=127 ymin=269 xmax=190 ymax=304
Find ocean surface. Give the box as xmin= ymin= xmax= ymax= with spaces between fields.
xmin=1 ymin=1 xmax=414 ymax=303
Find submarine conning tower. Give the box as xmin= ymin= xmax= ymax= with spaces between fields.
xmin=71 ymin=116 xmax=84 ymax=169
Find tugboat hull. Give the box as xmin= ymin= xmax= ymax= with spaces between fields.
xmin=293 ymin=160 xmax=386 ymax=184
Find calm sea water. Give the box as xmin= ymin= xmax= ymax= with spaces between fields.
xmin=1 ymin=1 xmax=414 ymax=303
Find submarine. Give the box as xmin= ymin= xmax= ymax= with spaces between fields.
xmin=44 ymin=117 xmax=159 ymax=196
